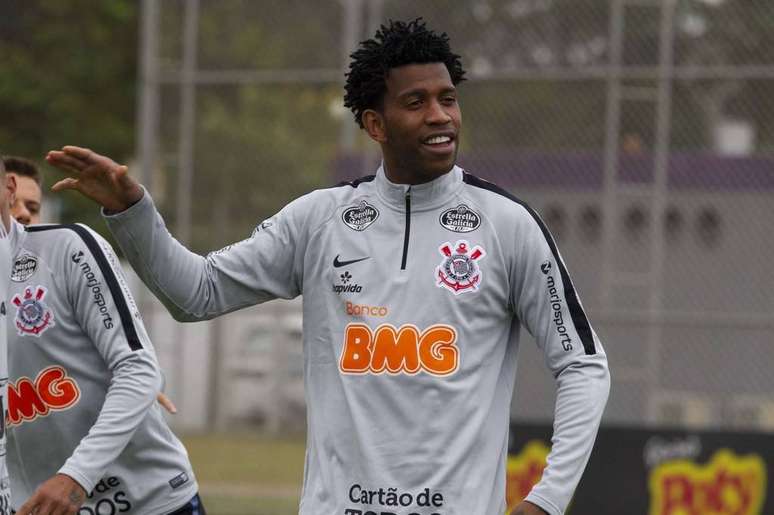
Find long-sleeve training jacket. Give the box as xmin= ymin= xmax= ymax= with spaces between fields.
xmin=0 ymin=223 xmax=12 ymax=515
xmin=5 ymin=220 xmax=198 ymax=514
xmin=105 ymin=164 xmax=610 ymax=515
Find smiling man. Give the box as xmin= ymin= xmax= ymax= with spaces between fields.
xmin=46 ymin=18 xmax=609 ymax=515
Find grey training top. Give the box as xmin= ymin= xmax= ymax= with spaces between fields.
xmin=5 ymin=221 xmax=198 ymax=514
xmin=105 ymin=165 xmax=610 ymax=515
xmin=0 ymin=223 xmax=12 ymax=515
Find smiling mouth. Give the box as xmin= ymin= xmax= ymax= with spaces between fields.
xmin=423 ymin=134 xmax=454 ymax=146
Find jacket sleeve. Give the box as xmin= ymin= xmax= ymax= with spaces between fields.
xmin=56 ymin=225 xmax=161 ymax=493
xmin=103 ymin=188 xmax=306 ymax=322
xmin=510 ymin=210 xmax=610 ymax=515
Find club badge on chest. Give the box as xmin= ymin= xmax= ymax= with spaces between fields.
xmin=12 ymin=285 xmax=55 ymax=337
xmin=435 ymin=240 xmax=486 ymax=295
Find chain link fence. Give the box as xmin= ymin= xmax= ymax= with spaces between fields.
xmin=138 ymin=0 xmax=774 ymax=433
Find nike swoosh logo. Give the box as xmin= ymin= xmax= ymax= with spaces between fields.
xmin=333 ymin=255 xmax=370 ymax=268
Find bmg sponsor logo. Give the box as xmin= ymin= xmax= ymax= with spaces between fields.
xmin=7 ymin=366 xmax=81 ymax=427
xmin=339 ymin=323 xmax=458 ymax=376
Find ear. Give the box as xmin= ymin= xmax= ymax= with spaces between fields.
xmin=5 ymin=174 xmax=16 ymax=205
xmin=362 ymin=109 xmax=387 ymax=143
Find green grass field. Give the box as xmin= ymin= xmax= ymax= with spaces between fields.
xmin=182 ymin=433 xmax=305 ymax=515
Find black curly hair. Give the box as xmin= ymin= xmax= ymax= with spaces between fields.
xmin=344 ymin=18 xmax=466 ymax=129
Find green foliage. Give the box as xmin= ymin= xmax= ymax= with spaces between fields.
xmin=0 ymin=0 xmax=137 ymax=234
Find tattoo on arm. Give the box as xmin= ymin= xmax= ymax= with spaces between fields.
xmin=69 ymin=489 xmax=84 ymax=504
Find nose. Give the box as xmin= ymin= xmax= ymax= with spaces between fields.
xmin=14 ymin=206 xmax=31 ymax=225
xmin=425 ymin=99 xmax=452 ymax=125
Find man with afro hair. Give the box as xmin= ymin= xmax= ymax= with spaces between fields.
xmin=48 ymin=18 xmax=609 ymax=515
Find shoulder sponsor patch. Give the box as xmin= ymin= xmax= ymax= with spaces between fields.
xmin=168 ymin=472 xmax=190 ymax=490
xmin=12 ymin=286 xmax=55 ymax=337
xmin=342 ymin=201 xmax=379 ymax=231
xmin=435 ymin=240 xmax=486 ymax=295
xmin=439 ymin=204 xmax=481 ymax=233
xmin=11 ymin=254 xmax=39 ymax=282
xmin=252 ymin=219 xmax=274 ymax=236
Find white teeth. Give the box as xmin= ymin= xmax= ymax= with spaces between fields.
xmin=426 ymin=136 xmax=451 ymax=145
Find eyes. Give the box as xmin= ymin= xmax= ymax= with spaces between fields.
xmin=405 ymin=95 xmax=458 ymax=110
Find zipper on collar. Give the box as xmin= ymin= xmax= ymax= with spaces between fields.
xmin=401 ymin=187 xmax=411 ymax=270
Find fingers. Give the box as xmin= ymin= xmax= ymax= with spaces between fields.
xmin=17 ymin=493 xmax=76 ymax=515
xmin=47 ymin=147 xmax=125 ymax=175
xmin=51 ymin=178 xmax=80 ymax=192
xmin=157 ymin=393 xmax=178 ymax=414
xmin=61 ymin=145 xmax=94 ymax=161
xmin=46 ymin=151 xmax=87 ymax=174
xmin=17 ymin=492 xmax=40 ymax=514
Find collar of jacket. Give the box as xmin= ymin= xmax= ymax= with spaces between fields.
xmin=9 ymin=218 xmax=25 ymax=257
xmin=374 ymin=163 xmax=464 ymax=212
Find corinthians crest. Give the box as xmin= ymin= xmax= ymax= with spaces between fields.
xmin=436 ymin=240 xmax=486 ymax=295
xmin=12 ymin=286 xmax=55 ymax=337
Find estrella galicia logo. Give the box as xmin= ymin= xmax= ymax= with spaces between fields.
xmin=11 ymin=254 xmax=39 ymax=282
xmin=439 ymin=204 xmax=481 ymax=233
xmin=541 ymin=260 xmax=552 ymax=275
xmin=342 ymin=201 xmax=379 ymax=231
xmin=333 ymin=271 xmax=363 ymax=295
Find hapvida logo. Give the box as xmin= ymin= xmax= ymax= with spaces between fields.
xmin=333 ymin=271 xmax=364 ymax=295
xmin=7 ymin=366 xmax=81 ymax=427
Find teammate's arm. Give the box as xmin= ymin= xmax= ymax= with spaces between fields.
xmin=58 ymin=229 xmax=160 ymax=501
xmin=15 ymin=474 xmax=85 ymax=515
xmin=510 ymin=213 xmax=610 ymax=515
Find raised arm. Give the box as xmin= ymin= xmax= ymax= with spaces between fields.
xmin=47 ymin=146 xmax=305 ymax=322
xmin=46 ymin=146 xmax=144 ymax=213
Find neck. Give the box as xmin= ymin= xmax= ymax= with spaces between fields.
xmin=382 ymin=157 xmax=453 ymax=186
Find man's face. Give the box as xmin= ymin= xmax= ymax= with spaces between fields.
xmin=0 ymin=173 xmax=16 ymax=232
xmin=374 ymin=62 xmax=461 ymax=184
xmin=9 ymin=173 xmax=42 ymax=225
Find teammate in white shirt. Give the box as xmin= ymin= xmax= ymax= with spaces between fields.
xmin=0 ymin=156 xmax=17 ymax=515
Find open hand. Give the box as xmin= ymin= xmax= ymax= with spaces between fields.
xmin=16 ymin=473 xmax=87 ymax=515
xmin=46 ymin=146 xmax=144 ymax=213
